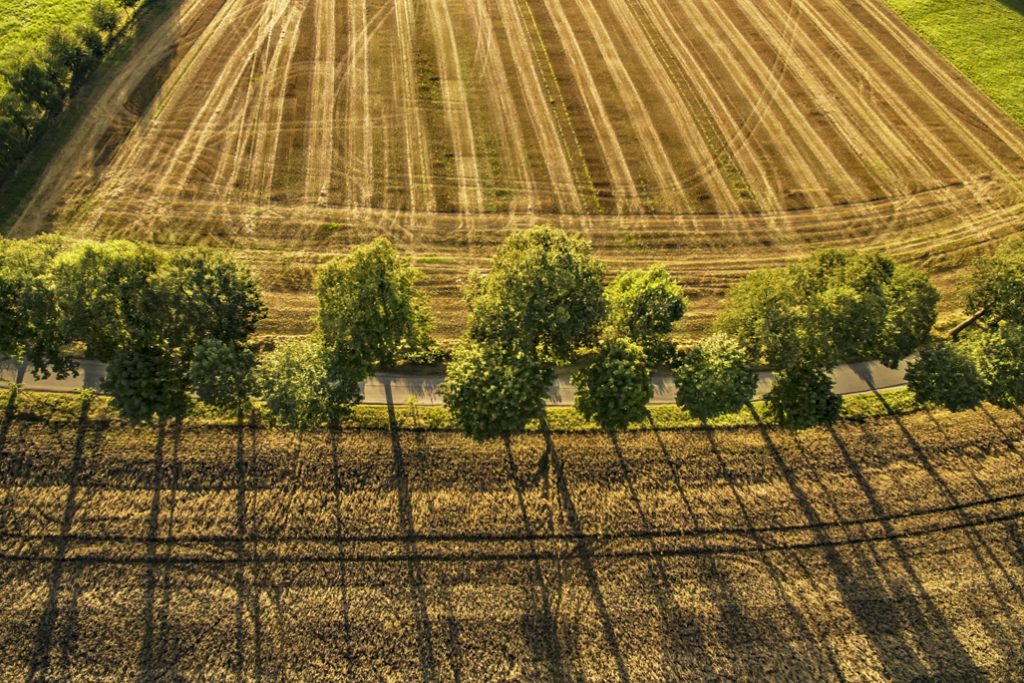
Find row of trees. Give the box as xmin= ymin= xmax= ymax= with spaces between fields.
xmin=1 ymin=0 xmax=134 ymax=178
xmin=3 ymin=228 xmax=1023 ymax=433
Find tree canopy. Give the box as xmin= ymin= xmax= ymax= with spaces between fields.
xmin=674 ymin=333 xmax=757 ymax=421
xmin=467 ymin=226 xmax=605 ymax=362
xmin=315 ymin=237 xmax=431 ymax=369
xmin=965 ymin=235 xmax=1024 ymax=326
xmin=257 ymin=338 xmax=358 ymax=430
xmin=440 ymin=340 xmax=553 ymax=441
xmin=905 ymin=341 xmax=984 ymax=412
xmin=604 ymin=265 xmax=686 ymax=348
xmin=718 ymin=250 xmax=936 ymax=371
xmin=572 ymin=338 xmax=652 ymax=432
xmin=765 ymin=364 xmax=842 ymax=429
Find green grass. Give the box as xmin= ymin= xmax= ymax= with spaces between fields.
xmin=884 ymin=0 xmax=1024 ymax=126
xmin=0 ymin=0 xmax=98 ymax=87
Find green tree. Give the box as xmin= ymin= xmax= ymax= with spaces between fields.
xmin=965 ymin=235 xmax=1024 ymax=326
xmin=674 ymin=333 xmax=757 ymax=421
xmin=257 ymin=338 xmax=358 ymax=430
xmin=149 ymin=248 xmax=267 ymax=353
xmin=718 ymin=249 xmax=929 ymax=371
xmin=467 ymin=226 xmax=605 ymax=362
xmin=905 ymin=342 xmax=984 ymax=412
xmin=440 ymin=340 xmax=553 ymax=441
xmin=90 ymin=0 xmax=120 ymax=34
xmin=7 ymin=58 xmax=63 ymax=113
xmin=102 ymin=346 xmax=189 ymax=423
xmin=765 ymin=364 xmax=842 ymax=429
xmin=315 ymin=237 xmax=431 ymax=369
xmin=605 ymin=265 xmax=686 ymax=348
xmin=874 ymin=266 xmax=939 ymax=368
xmin=0 ymin=236 xmax=72 ymax=378
xmin=48 ymin=240 xmax=162 ymax=361
xmin=572 ymin=338 xmax=652 ymax=432
xmin=189 ymin=339 xmax=257 ymax=413
xmin=961 ymin=325 xmax=1024 ymax=408
xmin=41 ymin=27 xmax=92 ymax=88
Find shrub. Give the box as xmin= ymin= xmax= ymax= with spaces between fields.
xmin=572 ymin=338 xmax=652 ymax=432
xmin=605 ymin=265 xmax=686 ymax=348
xmin=103 ymin=346 xmax=189 ymax=424
xmin=966 ymin=235 xmax=1024 ymax=326
xmin=906 ymin=342 xmax=984 ymax=412
xmin=257 ymin=338 xmax=358 ymax=430
xmin=675 ymin=333 xmax=757 ymax=421
xmin=440 ymin=340 xmax=553 ymax=441
xmin=766 ymin=364 xmax=842 ymax=429
xmin=189 ymin=339 xmax=257 ymax=413
xmin=962 ymin=325 xmax=1024 ymax=408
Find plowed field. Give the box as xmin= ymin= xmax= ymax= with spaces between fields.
xmin=1 ymin=392 xmax=1023 ymax=679
xmin=8 ymin=0 xmax=1024 ymax=335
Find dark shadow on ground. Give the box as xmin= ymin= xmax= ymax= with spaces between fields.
xmin=540 ymin=421 xmax=631 ymax=683
xmin=25 ymin=397 xmax=92 ymax=683
xmin=749 ymin=406 xmax=985 ymax=680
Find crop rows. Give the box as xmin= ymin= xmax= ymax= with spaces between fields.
xmin=1 ymin=392 xmax=1023 ymax=678
xmin=7 ymin=0 xmax=1024 ymax=336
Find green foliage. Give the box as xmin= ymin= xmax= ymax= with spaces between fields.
xmin=675 ymin=333 xmax=757 ymax=421
xmin=966 ymin=235 xmax=1024 ymax=326
xmin=467 ymin=226 xmax=605 ymax=362
xmin=257 ymin=338 xmax=358 ymax=430
xmin=719 ymin=250 xmax=935 ymax=369
xmin=102 ymin=346 xmax=188 ymax=424
xmin=572 ymin=338 xmax=652 ymax=432
xmin=605 ymin=265 xmax=686 ymax=347
xmin=875 ymin=266 xmax=939 ymax=368
xmin=766 ymin=365 xmax=842 ymax=429
xmin=961 ymin=324 xmax=1024 ymax=408
xmin=315 ymin=237 xmax=431 ymax=369
xmin=189 ymin=339 xmax=256 ymax=413
xmin=906 ymin=341 xmax=984 ymax=412
xmin=150 ymin=248 xmax=267 ymax=354
xmin=89 ymin=0 xmax=120 ymax=34
xmin=440 ymin=340 xmax=553 ymax=441
xmin=0 ymin=235 xmax=73 ymax=377
xmin=48 ymin=240 xmax=162 ymax=360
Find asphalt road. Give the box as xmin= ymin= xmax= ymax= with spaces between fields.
xmin=0 ymin=358 xmax=911 ymax=406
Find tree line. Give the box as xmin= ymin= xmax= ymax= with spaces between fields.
xmin=0 ymin=0 xmax=136 ymax=179
xmin=2 ymin=227 xmax=1023 ymax=435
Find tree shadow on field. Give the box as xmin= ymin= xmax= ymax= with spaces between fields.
xmin=502 ymin=436 xmax=569 ymax=683
xmin=540 ymin=421 xmax=631 ymax=683
xmin=0 ymin=386 xmax=18 ymax=455
xmin=383 ymin=380 xmax=441 ymax=683
xmin=607 ymin=431 xmax=711 ymax=679
xmin=700 ymin=420 xmax=846 ymax=681
xmin=25 ymin=397 xmax=92 ymax=683
xmin=135 ymin=417 xmax=185 ymax=682
xmin=749 ymin=407 xmax=985 ymax=681
xmin=872 ymin=393 xmax=1024 ymax=605
xmin=326 ymin=426 xmax=355 ymax=678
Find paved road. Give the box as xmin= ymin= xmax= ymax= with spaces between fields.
xmin=0 ymin=357 xmax=911 ymax=406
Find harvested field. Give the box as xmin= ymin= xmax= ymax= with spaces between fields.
xmin=1 ymin=391 xmax=1024 ymax=679
xmin=6 ymin=0 xmax=1024 ymax=336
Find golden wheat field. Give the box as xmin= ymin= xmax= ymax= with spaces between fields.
xmin=6 ymin=0 xmax=1024 ymax=336
xmin=1 ymin=388 xmax=1023 ymax=680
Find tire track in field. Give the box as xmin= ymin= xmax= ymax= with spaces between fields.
xmin=638 ymin=0 xmax=780 ymax=213
xmin=424 ymin=0 xmax=485 ymax=214
xmin=670 ymin=0 xmax=823 ymax=213
xmin=531 ymin=0 xmax=639 ymax=214
xmin=344 ymin=0 xmax=371 ymax=208
xmin=463 ymin=0 xmax=538 ymax=213
xmin=139 ymin=0 xmax=287 ymax=222
xmin=600 ymin=0 xmax=740 ymax=215
xmin=567 ymin=0 xmax=691 ymax=214
xmin=616 ymin=0 xmax=753 ymax=213
xmin=820 ymin=0 xmax=1024 ymax=190
xmin=394 ymin=0 xmax=435 ymax=214
xmin=702 ymin=0 xmax=867 ymax=207
xmin=854 ymin=0 xmax=1024 ymax=167
xmin=489 ymin=0 xmax=583 ymax=215
xmin=778 ymin=0 xmax=975 ymax=190
xmin=82 ymin=0 xmax=253 ymax=219
xmin=733 ymin=0 xmax=921 ymax=197
xmin=304 ymin=0 xmax=337 ymax=205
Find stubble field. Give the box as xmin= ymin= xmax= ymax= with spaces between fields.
xmin=5 ymin=0 xmax=1024 ymax=336
xmin=1 ymin=390 xmax=1024 ymax=679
